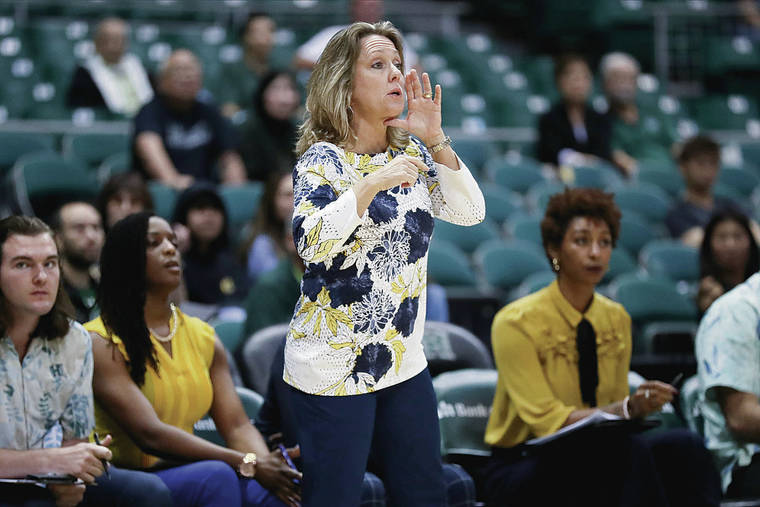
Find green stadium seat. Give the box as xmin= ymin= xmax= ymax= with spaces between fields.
xmin=452 ymin=138 xmax=498 ymax=176
xmin=428 ymin=239 xmax=478 ymax=288
xmin=525 ymin=181 xmax=566 ymax=214
xmin=480 ymin=183 xmax=522 ymax=224
xmin=491 ymin=163 xmax=546 ymax=194
xmin=565 ymin=164 xmax=623 ymax=189
xmin=62 ymin=133 xmax=130 ymax=170
xmin=0 ymin=132 xmax=55 ymax=174
xmin=511 ymin=270 xmax=556 ymax=300
xmin=194 ymin=386 xmax=263 ymax=445
xmin=97 ymin=152 xmax=131 ymax=182
xmin=636 ymin=168 xmax=684 ymax=198
xmin=602 ymin=248 xmax=639 ymax=284
xmin=9 ymin=155 xmax=98 ymax=219
xmin=474 ymin=239 xmax=550 ymax=292
xmin=433 ymin=368 xmax=497 ymax=457
xmin=219 ymin=183 xmax=263 ymax=231
xmin=618 ymin=213 xmax=658 ymax=257
xmin=148 ymin=181 xmax=178 ymax=220
xmin=433 ymin=217 xmax=501 ymax=254
xmin=693 ymin=94 xmax=759 ymax=131
xmin=506 ymin=215 xmax=543 ymax=248
xmin=610 ymin=277 xmax=697 ymax=353
xmin=422 ymin=321 xmax=494 ymax=377
xmin=213 ymin=319 xmax=245 ymax=355
xmin=639 ymin=239 xmax=699 ymax=284
xmin=703 ymin=35 xmax=760 ymax=77
xmin=718 ymin=166 xmax=760 ymax=198
xmin=614 ymin=183 xmax=672 ymax=224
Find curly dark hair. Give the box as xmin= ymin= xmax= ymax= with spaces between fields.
xmin=699 ymin=209 xmax=759 ymax=287
xmin=540 ymin=187 xmax=621 ymax=266
xmin=97 ymin=211 xmax=158 ymax=386
xmin=0 ymin=216 xmax=73 ymax=339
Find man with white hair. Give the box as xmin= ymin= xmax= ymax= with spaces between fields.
xmin=601 ymin=52 xmax=677 ymax=176
xmin=66 ymin=17 xmax=153 ymax=117
xmin=132 ymin=49 xmax=247 ymax=190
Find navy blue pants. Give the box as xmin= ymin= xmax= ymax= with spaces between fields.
xmin=153 ymin=460 xmax=285 ymax=507
xmin=289 ymin=368 xmax=446 ymax=507
xmin=483 ymin=428 xmax=721 ymax=507
xmin=0 ymin=465 xmax=172 ymax=507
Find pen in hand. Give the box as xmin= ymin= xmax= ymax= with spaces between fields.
xmin=670 ymin=373 xmax=684 ymax=389
xmin=93 ymin=433 xmax=111 ymax=479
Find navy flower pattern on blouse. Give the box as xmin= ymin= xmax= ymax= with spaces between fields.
xmin=284 ymin=139 xmax=485 ymax=396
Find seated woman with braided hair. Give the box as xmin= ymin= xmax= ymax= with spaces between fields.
xmin=86 ymin=212 xmax=301 ymax=507
xmin=482 ymin=187 xmax=721 ymax=507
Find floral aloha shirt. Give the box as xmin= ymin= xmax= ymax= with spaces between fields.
xmin=0 ymin=322 xmax=94 ymax=450
xmin=284 ymin=138 xmax=485 ymax=396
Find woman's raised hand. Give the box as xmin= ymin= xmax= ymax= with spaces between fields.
xmin=384 ymin=70 xmax=445 ymax=147
xmin=369 ymin=155 xmax=429 ymax=192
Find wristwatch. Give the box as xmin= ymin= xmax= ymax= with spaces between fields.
xmin=238 ymin=452 xmax=257 ymax=478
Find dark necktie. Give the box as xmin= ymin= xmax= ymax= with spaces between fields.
xmin=576 ymin=318 xmax=598 ymax=407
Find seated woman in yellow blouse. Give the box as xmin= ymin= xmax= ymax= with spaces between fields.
xmin=86 ymin=212 xmax=301 ymax=507
xmin=483 ymin=188 xmax=720 ymax=507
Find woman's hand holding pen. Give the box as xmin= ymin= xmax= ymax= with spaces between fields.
xmin=254 ymin=446 xmax=302 ymax=507
xmin=629 ymin=380 xmax=678 ymax=419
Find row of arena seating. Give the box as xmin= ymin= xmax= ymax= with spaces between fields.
xmin=1 ymin=12 xmax=760 ymax=135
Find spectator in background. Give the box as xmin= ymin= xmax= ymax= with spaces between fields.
xmin=219 ymin=12 xmax=278 ymax=119
xmin=601 ymin=52 xmax=677 ymax=176
xmin=51 ymin=201 xmax=104 ymax=323
xmin=173 ymin=184 xmax=250 ymax=307
xmin=96 ymin=172 xmax=155 ymax=232
xmin=0 ymin=215 xmax=172 ymax=507
xmin=292 ymin=0 xmax=419 ymax=71
xmin=240 ymin=71 xmax=300 ymax=182
xmin=132 ymin=49 xmax=247 ymax=190
xmin=536 ymin=53 xmax=612 ymax=169
xmin=695 ymin=268 xmax=760 ymax=498
xmin=697 ymin=209 xmax=760 ymax=316
xmin=242 ymin=214 xmax=302 ymax=339
xmin=242 ymin=171 xmax=293 ymax=284
xmin=665 ymin=135 xmax=754 ymax=248
xmin=66 ymin=17 xmax=153 ymax=117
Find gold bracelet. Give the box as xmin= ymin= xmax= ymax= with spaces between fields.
xmin=427 ymin=135 xmax=452 ymax=154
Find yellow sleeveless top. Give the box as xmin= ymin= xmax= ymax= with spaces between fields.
xmin=85 ymin=310 xmax=216 ymax=468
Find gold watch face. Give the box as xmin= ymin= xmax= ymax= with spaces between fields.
xmin=243 ymin=452 xmax=257 ymax=465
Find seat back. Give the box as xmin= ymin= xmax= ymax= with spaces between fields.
xmin=434 ymin=217 xmax=500 ymax=254
xmin=219 ymin=182 xmax=264 ymax=231
xmin=194 ymin=386 xmax=263 ymax=445
xmin=640 ymin=239 xmax=699 ymax=284
xmin=241 ymin=323 xmax=290 ymax=394
xmin=214 ymin=319 xmax=245 ymax=354
xmin=422 ymin=321 xmax=493 ymax=377
xmin=433 ymin=368 xmax=498 ymax=456
xmin=475 ymin=239 xmax=550 ymax=291
xmin=427 ymin=239 xmax=477 ymax=287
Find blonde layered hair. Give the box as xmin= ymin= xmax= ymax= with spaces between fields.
xmin=295 ymin=21 xmax=408 ymax=156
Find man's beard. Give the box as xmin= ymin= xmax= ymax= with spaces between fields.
xmin=64 ymin=249 xmax=97 ymax=272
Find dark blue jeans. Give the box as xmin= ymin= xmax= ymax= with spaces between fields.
xmin=153 ymin=460 xmax=285 ymax=507
xmin=289 ymin=368 xmax=445 ymax=507
xmin=0 ymin=465 xmax=172 ymax=507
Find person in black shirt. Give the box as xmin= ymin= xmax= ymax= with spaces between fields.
xmin=172 ymin=184 xmax=250 ymax=306
xmin=536 ymin=54 xmax=612 ymax=169
xmin=132 ymin=50 xmax=247 ymax=190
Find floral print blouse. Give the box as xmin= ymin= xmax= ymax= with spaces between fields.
xmin=284 ymin=138 xmax=485 ymax=396
xmin=0 ymin=322 xmax=94 ymax=450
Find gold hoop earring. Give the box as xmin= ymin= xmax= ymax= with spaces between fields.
xmin=552 ymin=257 xmax=560 ymax=272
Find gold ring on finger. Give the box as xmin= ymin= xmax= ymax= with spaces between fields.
xmin=422 ymin=92 xmax=433 ymax=99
